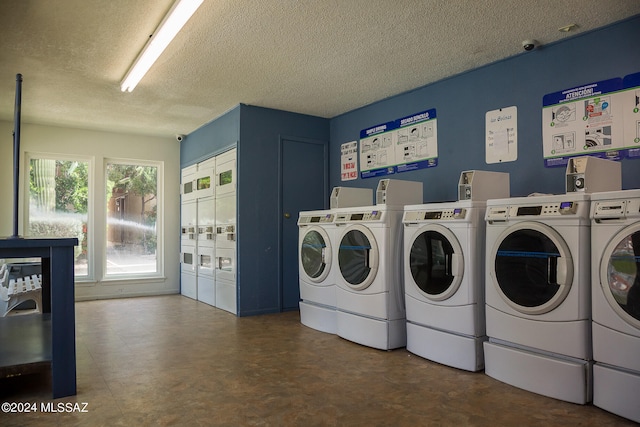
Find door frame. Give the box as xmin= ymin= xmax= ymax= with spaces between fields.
xmin=278 ymin=135 xmax=329 ymax=311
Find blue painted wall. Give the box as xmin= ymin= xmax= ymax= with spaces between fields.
xmin=329 ymin=16 xmax=640 ymax=201
xmin=181 ymin=104 xmax=329 ymax=316
xmin=238 ymin=105 xmax=329 ymax=315
xmin=180 ymin=105 xmax=241 ymax=166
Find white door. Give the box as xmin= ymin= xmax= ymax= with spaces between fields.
xmin=181 ymin=200 xmax=197 ymax=243
xmin=197 ymin=246 xmax=215 ymax=278
xmin=407 ymin=224 xmax=464 ymax=301
xmin=215 ymin=193 xmax=236 ymax=249
xmin=180 ymin=245 xmax=197 ymax=275
xmin=299 ymin=226 xmax=332 ymax=284
xmin=180 ymin=244 xmax=197 ymax=300
xmin=215 ymin=247 xmax=236 ymax=283
xmin=599 ymin=223 xmax=640 ymax=329
xmin=197 ymin=196 xmax=215 ymax=248
xmin=489 ymin=221 xmax=574 ymax=315
xmin=181 ymin=165 xmax=197 ymax=202
xmin=215 ymin=148 xmax=236 ymax=197
xmin=337 ymin=225 xmax=379 ymax=291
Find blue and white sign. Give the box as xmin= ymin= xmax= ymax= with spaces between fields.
xmin=622 ymin=71 xmax=640 ymax=158
xmin=359 ymin=109 xmax=438 ymax=179
xmin=542 ymin=77 xmax=629 ymax=167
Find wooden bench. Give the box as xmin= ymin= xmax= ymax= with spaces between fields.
xmin=0 ymin=263 xmax=43 ymax=317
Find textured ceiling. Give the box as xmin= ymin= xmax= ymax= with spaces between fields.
xmin=1 ymin=1 xmax=639 ymax=138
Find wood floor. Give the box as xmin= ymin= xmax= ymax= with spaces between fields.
xmin=0 ymin=295 xmax=634 ymax=426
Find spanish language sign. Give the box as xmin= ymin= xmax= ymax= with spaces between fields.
xmin=359 ymin=109 xmax=438 ymax=179
xmin=542 ymin=72 xmax=640 ymax=167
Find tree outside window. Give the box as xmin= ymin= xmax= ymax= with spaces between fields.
xmin=28 ymin=158 xmax=89 ymax=277
xmin=105 ymin=163 xmax=158 ymax=275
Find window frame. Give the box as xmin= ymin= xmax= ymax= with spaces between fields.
xmin=103 ymin=158 xmax=164 ymax=281
xmin=23 ymin=152 xmax=94 ymax=282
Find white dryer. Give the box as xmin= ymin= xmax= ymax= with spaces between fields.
xmin=334 ymin=205 xmax=406 ymax=350
xmin=590 ymin=189 xmax=640 ymax=423
xmin=403 ymin=200 xmax=487 ymax=371
xmin=298 ymin=210 xmax=337 ymax=334
xmin=484 ymin=193 xmax=592 ymax=404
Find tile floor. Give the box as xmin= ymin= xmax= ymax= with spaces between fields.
xmin=0 ymin=295 xmax=635 ymax=426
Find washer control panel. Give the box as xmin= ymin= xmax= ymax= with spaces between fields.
xmin=593 ymin=198 xmax=640 ymax=220
xmin=298 ymin=213 xmax=334 ymax=225
xmin=486 ymin=201 xmax=586 ymax=221
xmin=404 ymin=208 xmax=467 ymax=222
xmin=335 ymin=210 xmax=383 ymax=223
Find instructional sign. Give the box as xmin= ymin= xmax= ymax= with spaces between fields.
xmin=542 ymin=74 xmax=640 ymax=167
xmin=486 ymin=106 xmax=517 ymax=164
xmin=622 ymin=71 xmax=640 ymax=159
xmin=340 ymin=141 xmax=358 ymax=181
xmin=359 ymin=109 xmax=438 ymax=179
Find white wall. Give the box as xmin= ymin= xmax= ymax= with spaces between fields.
xmin=0 ymin=120 xmax=180 ymax=300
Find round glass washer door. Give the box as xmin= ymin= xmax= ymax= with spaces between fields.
xmin=338 ymin=224 xmax=379 ymax=291
xmin=490 ymin=221 xmax=574 ymax=315
xmin=299 ymin=226 xmax=332 ymax=284
xmin=599 ymin=223 xmax=640 ymax=329
xmin=408 ymin=224 xmax=464 ymax=301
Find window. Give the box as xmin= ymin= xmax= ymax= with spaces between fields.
xmin=105 ymin=161 xmax=160 ymax=276
xmin=27 ymin=157 xmax=90 ymax=278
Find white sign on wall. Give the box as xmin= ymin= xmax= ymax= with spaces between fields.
xmin=340 ymin=141 xmax=358 ymax=181
xmin=486 ymin=106 xmax=517 ymax=164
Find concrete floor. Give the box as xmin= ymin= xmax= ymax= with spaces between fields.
xmin=0 ymin=295 xmax=635 ymax=426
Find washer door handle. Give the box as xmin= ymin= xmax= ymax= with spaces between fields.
xmin=368 ymin=247 xmax=378 ymax=271
xmin=556 ymin=257 xmax=568 ymax=286
xmin=450 ymin=253 xmax=463 ymax=277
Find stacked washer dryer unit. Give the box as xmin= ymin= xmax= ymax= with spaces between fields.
xmin=334 ymin=179 xmax=422 ymax=350
xmin=298 ymin=187 xmax=372 ymax=334
xmin=403 ymin=170 xmax=509 ymax=371
xmin=590 ymin=189 xmax=640 ymax=423
xmin=180 ymin=148 xmax=237 ymax=313
xmin=213 ymin=148 xmax=238 ymax=314
xmin=180 ymin=158 xmax=215 ymax=303
xmin=484 ymin=192 xmax=594 ymax=404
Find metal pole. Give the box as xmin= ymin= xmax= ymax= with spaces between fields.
xmin=11 ymin=73 xmax=22 ymax=239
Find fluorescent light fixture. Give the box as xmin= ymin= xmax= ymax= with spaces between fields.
xmin=120 ymin=0 xmax=204 ymax=92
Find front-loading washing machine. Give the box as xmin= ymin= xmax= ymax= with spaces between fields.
xmin=403 ymin=200 xmax=487 ymax=371
xmin=590 ymin=189 xmax=640 ymax=423
xmin=402 ymin=170 xmax=509 ymax=371
xmin=334 ymin=205 xmax=406 ymax=350
xmin=298 ymin=209 xmax=337 ymax=334
xmin=297 ymin=187 xmax=372 ymax=334
xmin=484 ymin=193 xmax=592 ymax=404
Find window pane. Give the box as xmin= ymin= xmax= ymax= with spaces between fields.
xmin=28 ymin=159 xmax=89 ymax=278
xmin=106 ymin=163 xmax=158 ymax=275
